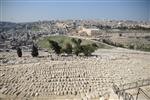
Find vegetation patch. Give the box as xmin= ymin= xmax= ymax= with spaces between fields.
xmin=38 ymin=35 xmax=111 ymax=56
xmin=102 ymin=37 xmax=150 ymax=52
xmin=38 ymin=35 xmax=111 ymax=50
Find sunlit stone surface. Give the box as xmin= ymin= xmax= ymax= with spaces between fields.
xmin=0 ymin=48 xmax=150 ymax=99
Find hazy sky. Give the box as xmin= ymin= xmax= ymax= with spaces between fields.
xmin=0 ymin=0 xmax=149 ymax=22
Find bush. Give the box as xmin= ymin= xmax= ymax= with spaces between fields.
xmin=103 ymin=39 xmax=124 ymax=48
xmin=74 ymin=46 xmax=82 ymax=56
xmin=63 ymin=43 xmax=72 ymax=55
xmin=91 ymin=43 xmax=98 ymax=48
xmin=71 ymin=38 xmax=83 ymax=56
xmin=102 ymin=39 xmax=111 ymax=44
xmin=49 ymin=40 xmax=62 ymax=55
xmin=17 ymin=47 xmax=22 ymax=57
xmin=78 ymin=39 xmax=82 ymax=45
xmin=71 ymin=38 xmax=82 ymax=46
xmin=119 ymin=33 xmax=122 ymax=37
xmin=81 ymin=44 xmax=97 ymax=56
xmin=31 ymin=44 xmax=39 ymax=57
xmin=128 ymin=44 xmax=134 ymax=49
xmin=143 ymin=46 xmax=150 ymax=52
xmin=48 ymin=38 xmax=98 ymax=56
xmin=116 ymin=43 xmax=124 ymax=48
xmin=71 ymin=38 xmax=78 ymax=45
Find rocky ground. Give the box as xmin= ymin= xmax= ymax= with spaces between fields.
xmin=0 ymin=48 xmax=150 ymax=100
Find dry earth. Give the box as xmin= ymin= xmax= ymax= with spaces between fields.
xmin=0 ymin=48 xmax=150 ymax=100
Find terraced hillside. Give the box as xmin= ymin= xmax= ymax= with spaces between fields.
xmin=0 ymin=48 xmax=150 ymax=100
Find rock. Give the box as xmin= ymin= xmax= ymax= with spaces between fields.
xmin=35 ymin=93 xmax=39 ymax=96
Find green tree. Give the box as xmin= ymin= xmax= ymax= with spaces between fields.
xmin=31 ymin=44 xmax=39 ymax=57
xmin=71 ymin=38 xmax=82 ymax=56
xmin=63 ymin=43 xmax=72 ymax=55
xmin=81 ymin=44 xmax=96 ymax=56
xmin=17 ymin=47 xmax=22 ymax=57
xmin=49 ymin=40 xmax=62 ymax=55
xmin=71 ymin=38 xmax=82 ymax=46
xmin=78 ymin=39 xmax=82 ymax=45
xmin=74 ymin=46 xmax=82 ymax=56
xmin=71 ymin=38 xmax=78 ymax=46
xmin=91 ymin=43 xmax=98 ymax=48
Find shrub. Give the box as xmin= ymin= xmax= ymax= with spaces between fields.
xmin=102 ymin=39 xmax=125 ymax=48
xmin=143 ymin=46 xmax=150 ymax=52
xmin=48 ymin=38 xmax=98 ymax=56
xmin=49 ymin=40 xmax=62 ymax=55
xmin=71 ymin=38 xmax=82 ymax=46
xmin=71 ymin=38 xmax=83 ymax=56
xmin=119 ymin=33 xmax=122 ymax=37
xmin=31 ymin=44 xmax=39 ymax=57
xmin=81 ymin=44 xmax=96 ymax=56
xmin=74 ymin=46 xmax=82 ymax=56
xmin=63 ymin=43 xmax=72 ymax=55
xmin=116 ymin=43 xmax=124 ymax=48
xmin=17 ymin=47 xmax=22 ymax=57
xmin=91 ymin=43 xmax=98 ymax=48
xmin=78 ymin=39 xmax=82 ymax=45
xmin=71 ymin=38 xmax=78 ymax=45
xmin=129 ymin=44 xmax=134 ymax=49
xmin=102 ymin=39 xmax=110 ymax=44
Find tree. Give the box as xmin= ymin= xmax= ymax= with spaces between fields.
xmin=47 ymin=38 xmax=98 ymax=56
xmin=128 ymin=44 xmax=134 ymax=49
xmin=81 ymin=44 xmax=96 ymax=56
xmin=78 ymin=39 xmax=82 ymax=45
xmin=71 ymin=38 xmax=82 ymax=56
xmin=74 ymin=45 xmax=82 ymax=56
xmin=49 ymin=40 xmax=62 ymax=55
xmin=63 ymin=43 xmax=72 ymax=55
xmin=71 ymin=38 xmax=82 ymax=46
xmin=71 ymin=38 xmax=78 ymax=46
xmin=17 ymin=47 xmax=22 ymax=57
xmin=31 ymin=44 xmax=39 ymax=57
xmin=91 ymin=43 xmax=98 ymax=48
xmin=119 ymin=33 xmax=122 ymax=37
